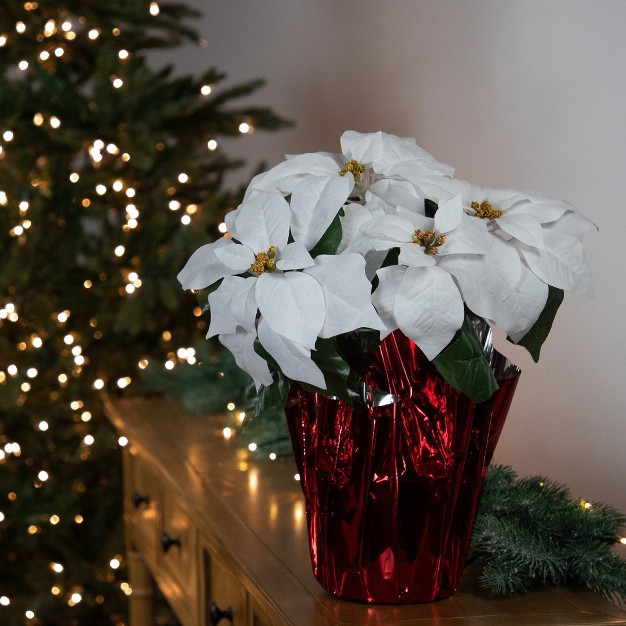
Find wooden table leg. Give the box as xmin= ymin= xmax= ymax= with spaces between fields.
xmin=127 ymin=549 xmax=153 ymax=626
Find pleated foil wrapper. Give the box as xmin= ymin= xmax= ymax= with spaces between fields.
xmin=285 ymin=327 xmax=520 ymax=604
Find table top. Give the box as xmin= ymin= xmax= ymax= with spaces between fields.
xmin=105 ymin=396 xmax=626 ymax=626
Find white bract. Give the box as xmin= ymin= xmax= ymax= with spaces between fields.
xmin=179 ymin=130 xmax=594 ymax=399
xmin=178 ymin=187 xmax=383 ymax=389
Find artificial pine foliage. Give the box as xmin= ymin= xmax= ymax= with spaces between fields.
xmin=0 ymin=1 xmax=288 ymax=623
xmin=471 ymin=465 xmax=626 ymax=604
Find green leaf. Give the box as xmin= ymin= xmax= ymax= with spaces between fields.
xmin=433 ymin=317 xmax=499 ymax=403
xmin=511 ymin=286 xmax=564 ymax=362
xmin=194 ymin=278 xmax=224 ymax=311
xmin=308 ymin=210 xmax=343 ymax=257
xmin=424 ymin=198 xmax=439 ymax=218
xmin=299 ymin=336 xmax=352 ymax=402
xmin=244 ymin=370 xmax=291 ymax=420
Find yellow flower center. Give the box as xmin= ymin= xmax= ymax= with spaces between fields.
xmin=471 ymin=199 xmax=503 ymax=220
xmin=249 ymin=246 xmax=276 ymax=274
xmin=412 ymin=229 xmax=446 ymax=255
xmin=339 ymin=159 xmax=367 ymax=181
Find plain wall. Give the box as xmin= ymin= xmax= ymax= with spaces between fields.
xmin=162 ymin=1 xmax=626 ymax=519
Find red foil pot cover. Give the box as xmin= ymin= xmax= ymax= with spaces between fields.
xmin=285 ymin=329 xmax=520 ymax=604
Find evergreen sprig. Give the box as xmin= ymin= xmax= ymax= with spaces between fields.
xmin=472 ymin=465 xmax=626 ymax=604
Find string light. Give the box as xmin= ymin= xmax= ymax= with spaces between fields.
xmin=149 ymin=2 xmax=160 ymax=16
xmin=207 ymin=139 xmax=218 ymax=151
xmin=88 ymin=29 xmax=99 ymax=40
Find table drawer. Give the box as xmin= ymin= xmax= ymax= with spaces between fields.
xmin=127 ymin=452 xmax=162 ymax=569
xmin=202 ymin=540 xmax=247 ymax=626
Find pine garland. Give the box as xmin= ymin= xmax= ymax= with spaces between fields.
xmin=472 ymin=465 xmax=626 ymax=604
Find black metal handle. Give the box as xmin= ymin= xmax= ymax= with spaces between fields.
xmin=209 ymin=602 xmax=233 ymax=625
xmin=160 ymin=532 xmax=181 ymax=553
xmin=131 ymin=491 xmax=150 ymax=508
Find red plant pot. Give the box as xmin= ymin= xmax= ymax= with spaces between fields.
xmin=285 ymin=329 xmax=520 ymax=603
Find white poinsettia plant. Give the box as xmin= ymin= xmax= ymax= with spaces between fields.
xmin=178 ymin=131 xmax=594 ymax=409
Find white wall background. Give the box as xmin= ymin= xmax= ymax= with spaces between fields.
xmin=162 ymin=1 xmax=626 ymax=521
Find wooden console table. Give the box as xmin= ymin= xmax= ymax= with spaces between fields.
xmin=104 ymin=397 xmax=626 ymax=626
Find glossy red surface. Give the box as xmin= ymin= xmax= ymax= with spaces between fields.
xmin=286 ymin=330 xmax=520 ymax=604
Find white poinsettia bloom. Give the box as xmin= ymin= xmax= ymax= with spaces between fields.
xmin=352 ymin=196 xmax=492 ymax=359
xmin=411 ymin=177 xmax=594 ymax=296
xmin=244 ymin=130 xmax=453 ymax=203
xmin=178 ymin=189 xmax=384 ymax=389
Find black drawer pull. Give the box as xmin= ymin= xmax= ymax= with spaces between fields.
xmin=209 ymin=602 xmax=233 ymax=625
xmin=131 ymin=491 xmax=151 ymax=508
xmin=160 ymin=532 xmax=181 ymax=552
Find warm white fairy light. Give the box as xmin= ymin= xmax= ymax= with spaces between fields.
xmin=269 ymin=452 xmax=277 ymax=460
xmin=39 ymin=50 xmax=50 ymax=61
xmin=248 ymin=442 xmax=257 ymax=452
xmin=19 ymin=200 xmax=29 ymax=212
xmin=83 ymin=435 xmax=94 ymax=446
xmin=114 ymin=245 xmax=125 ymax=257
xmin=81 ymin=411 xmax=92 ymax=422
xmin=43 ymin=19 xmax=56 ymax=36
xmin=238 ymin=412 xmax=246 ymax=423
xmin=181 ymin=215 xmax=191 ymax=225
xmin=7 ymin=365 xmax=18 ymax=376
xmin=112 ymin=77 xmax=123 ymax=89
xmin=54 ymin=47 xmax=64 ymax=57
xmin=207 ymin=139 xmax=218 ymax=151
xmin=93 ymin=378 xmax=105 ymax=390
xmin=69 ymin=592 xmax=82 ymax=604
xmin=112 ymin=179 xmax=124 ymax=192
xmin=107 ymin=143 xmax=120 ymax=155
xmin=620 ymin=537 xmax=626 ymax=545
xmin=38 ymin=470 xmax=49 ymax=482
xmin=117 ymin=377 xmax=131 ymax=388
xmin=125 ymin=187 xmax=136 ymax=198
xmin=218 ymin=222 xmax=228 ymax=233
xmin=164 ymin=360 xmax=175 ymax=370
xmin=3 ymin=131 xmax=13 ymax=142
xmin=16 ymin=22 xmax=26 ymax=33
xmin=118 ymin=436 xmax=128 ymax=447
xmin=149 ymin=1 xmax=160 ymax=16
xmin=17 ymin=59 xmax=28 ymax=70
xmin=168 ymin=200 xmax=181 ymax=211
xmin=0 ymin=596 xmax=9 ymax=606
xmin=88 ymin=29 xmax=99 ymax=40
xmin=26 ymin=368 xmax=37 ymax=378
xmin=200 ymin=84 xmax=212 ymax=96
xmin=110 ymin=557 xmax=121 ymax=569
xmin=223 ymin=427 xmax=232 ymax=440
xmin=31 ymin=336 xmax=42 ymax=348
xmin=62 ymin=20 xmax=72 ymax=32
xmin=294 ymin=473 xmax=301 ymax=481
xmin=63 ymin=334 xmax=74 ymax=345
xmin=0 ymin=512 xmax=5 ymax=522
xmin=25 ymin=611 xmax=35 ymax=619
xmin=126 ymin=204 xmax=139 ymax=219
xmin=227 ymin=402 xmax=235 ymax=411
xmin=38 ymin=421 xmax=49 ymax=431
xmin=50 ymin=562 xmax=64 ymax=573
xmin=178 ymin=172 xmax=189 ymax=183
xmin=50 ymin=116 xmax=61 ymax=129
xmin=95 ymin=184 xmax=106 ymax=195
xmin=0 ymin=36 xmax=7 ymax=47
xmin=238 ymin=122 xmax=253 ymax=134
xmin=118 ymin=49 xmax=129 ymax=60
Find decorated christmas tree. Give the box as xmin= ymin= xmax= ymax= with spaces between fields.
xmin=0 ymin=1 xmax=287 ymax=623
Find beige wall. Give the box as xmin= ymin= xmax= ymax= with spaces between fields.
xmin=165 ymin=1 xmax=626 ymax=518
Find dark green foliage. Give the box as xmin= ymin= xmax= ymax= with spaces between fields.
xmin=0 ymin=1 xmax=288 ymax=623
xmin=434 ymin=315 xmax=499 ymax=402
xmin=510 ymin=286 xmax=564 ymax=362
xmin=472 ymin=465 xmax=626 ymax=603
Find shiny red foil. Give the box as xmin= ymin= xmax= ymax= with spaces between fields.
xmin=285 ymin=330 xmax=520 ymax=604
